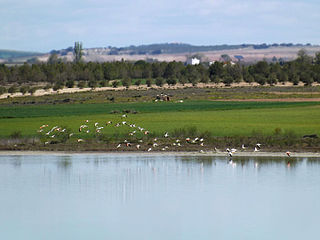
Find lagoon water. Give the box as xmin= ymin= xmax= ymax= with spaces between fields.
xmin=0 ymin=154 xmax=320 ymax=240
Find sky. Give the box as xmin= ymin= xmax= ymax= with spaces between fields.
xmin=1 ymin=0 xmax=320 ymax=52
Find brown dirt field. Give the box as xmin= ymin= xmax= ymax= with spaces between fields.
xmin=1 ymin=81 xmax=320 ymax=100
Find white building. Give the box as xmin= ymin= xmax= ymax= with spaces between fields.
xmin=186 ymin=57 xmax=200 ymax=65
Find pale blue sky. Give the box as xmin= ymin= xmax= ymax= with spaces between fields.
xmin=1 ymin=0 xmax=319 ymax=52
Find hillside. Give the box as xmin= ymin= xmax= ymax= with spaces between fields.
xmin=1 ymin=43 xmax=320 ymax=64
xmin=0 ymin=49 xmax=42 ymax=60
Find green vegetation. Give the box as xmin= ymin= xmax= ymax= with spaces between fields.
xmin=0 ymin=99 xmax=320 ymax=151
xmin=1 ymin=50 xmax=320 ymax=94
xmin=0 ymin=101 xmax=319 ymax=138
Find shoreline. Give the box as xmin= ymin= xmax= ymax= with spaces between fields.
xmin=1 ymin=150 xmax=320 ymax=158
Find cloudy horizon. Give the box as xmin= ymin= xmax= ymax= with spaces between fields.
xmin=1 ymin=0 xmax=319 ymax=52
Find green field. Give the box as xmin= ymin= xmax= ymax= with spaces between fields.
xmin=1 ymin=101 xmax=320 ymax=138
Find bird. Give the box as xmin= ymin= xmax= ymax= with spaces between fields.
xmin=286 ymin=151 xmax=291 ymax=157
xmin=136 ymin=145 xmax=141 ymax=149
xmin=256 ymin=143 xmax=261 ymax=149
xmin=164 ymin=132 xmax=169 ymax=138
xmin=241 ymin=144 xmax=246 ymax=150
xmin=254 ymin=147 xmax=259 ymax=152
xmin=116 ymin=144 xmax=121 ymax=149
xmin=147 ymin=148 xmax=152 ymax=152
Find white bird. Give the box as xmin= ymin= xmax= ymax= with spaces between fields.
xmin=256 ymin=143 xmax=261 ymax=149
xmin=77 ymin=139 xmax=84 ymax=142
xmin=254 ymin=147 xmax=259 ymax=152
xmin=286 ymin=151 xmax=291 ymax=157
xmin=95 ymin=122 xmax=99 ymax=127
xmin=153 ymin=143 xmax=158 ymax=147
xmin=147 ymin=148 xmax=152 ymax=152
xmin=116 ymin=144 xmax=121 ymax=149
xmin=164 ymin=132 xmax=169 ymax=138
xmin=241 ymin=144 xmax=246 ymax=150
xmin=122 ymin=114 xmax=127 ymax=118
xmin=136 ymin=145 xmax=141 ymax=149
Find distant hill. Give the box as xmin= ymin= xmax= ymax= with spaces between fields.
xmin=104 ymin=42 xmax=313 ymax=55
xmin=0 ymin=49 xmax=42 ymax=59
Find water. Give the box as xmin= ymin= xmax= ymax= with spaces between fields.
xmin=0 ymin=154 xmax=319 ymax=240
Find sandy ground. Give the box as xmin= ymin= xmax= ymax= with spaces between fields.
xmin=1 ymin=81 xmax=319 ymax=100
xmin=0 ymin=150 xmax=319 ymax=158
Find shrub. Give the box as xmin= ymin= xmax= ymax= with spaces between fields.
xmin=53 ymin=82 xmax=64 ymax=91
xmin=66 ymin=80 xmax=74 ymax=88
xmin=28 ymin=87 xmax=38 ymax=95
xmin=78 ymin=81 xmax=86 ymax=89
xmin=155 ymin=77 xmax=164 ymax=87
xmin=134 ymin=79 xmax=141 ymax=86
xmin=10 ymin=131 xmax=22 ymax=139
xmin=166 ymin=77 xmax=177 ymax=86
xmin=8 ymin=85 xmax=18 ymax=94
xmin=121 ymin=77 xmax=131 ymax=88
xmin=146 ymin=78 xmax=152 ymax=87
xmin=20 ymin=86 xmax=30 ymax=95
xmin=0 ymin=86 xmax=7 ymax=95
xmin=112 ymin=81 xmax=119 ymax=88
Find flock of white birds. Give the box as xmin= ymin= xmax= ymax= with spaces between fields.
xmin=37 ymin=114 xmax=291 ymax=157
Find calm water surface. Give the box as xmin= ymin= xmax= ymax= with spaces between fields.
xmin=0 ymin=154 xmax=320 ymax=240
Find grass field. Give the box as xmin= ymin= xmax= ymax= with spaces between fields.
xmin=1 ymin=100 xmax=320 ymax=139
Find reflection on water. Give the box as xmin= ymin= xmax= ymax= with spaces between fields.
xmin=0 ymin=154 xmax=319 ymax=240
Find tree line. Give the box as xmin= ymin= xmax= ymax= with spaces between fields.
xmin=0 ymin=49 xmax=320 ymax=95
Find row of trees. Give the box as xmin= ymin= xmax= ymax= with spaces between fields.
xmin=1 ymin=50 xmax=320 ymax=91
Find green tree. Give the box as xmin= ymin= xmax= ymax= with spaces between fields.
xmin=8 ymin=85 xmax=18 ymax=94
xmin=155 ymin=77 xmax=164 ymax=87
xmin=20 ymin=85 xmax=30 ymax=95
xmin=112 ymin=80 xmax=119 ymax=88
xmin=73 ymin=41 xmax=83 ymax=63
xmin=134 ymin=79 xmax=141 ymax=86
xmin=166 ymin=77 xmax=177 ymax=86
xmin=267 ymin=73 xmax=278 ymax=86
xmin=28 ymin=87 xmax=38 ymax=95
xmin=78 ymin=81 xmax=86 ymax=89
xmin=66 ymin=80 xmax=74 ymax=88
xmin=146 ymin=78 xmax=152 ymax=87
xmin=0 ymin=86 xmax=7 ymax=95
xmin=121 ymin=77 xmax=132 ymax=88
xmin=208 ymin=62 xmax=224 ymax=81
